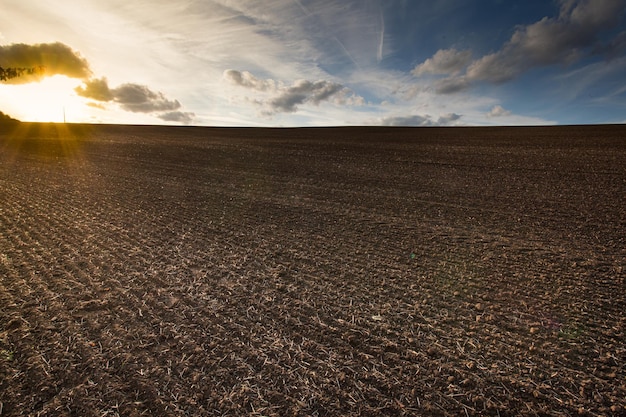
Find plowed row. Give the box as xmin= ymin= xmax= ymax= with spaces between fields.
xmin=1 ymin=123 xmax=624 ymax=416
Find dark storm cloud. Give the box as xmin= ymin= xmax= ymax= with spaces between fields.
xmin=413 ymin=0 xmax=626 ymax=92
xmin=224 ymin=69 xmax=364 ymax=114
xmin=0 ymin=42 xmax=91 ymax=82
xmin=76 ymin=78 xmax=182 ymax=113
xmin=381 ymin=113 xmax=461 ymax=126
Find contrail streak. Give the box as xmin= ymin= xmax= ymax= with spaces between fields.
xmin=293 ymin=0 xmax=361 ymax=70
xmin=377 ymin=9 xmax=385 ymax=62
xmin=293 ymin=0 xmax=310 ymax=16
xmin=334 ymin=37 xmax=361 ymax=70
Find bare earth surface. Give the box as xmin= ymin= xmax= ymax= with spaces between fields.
xmin=0 ymin=123 xmax=624 ymax=416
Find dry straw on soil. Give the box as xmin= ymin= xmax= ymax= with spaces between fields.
xmin=0 ymin=123 xmax=624 ymax=416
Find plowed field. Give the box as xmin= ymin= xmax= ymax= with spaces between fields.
xmin=1 ymin=123 xmax=624 ymax=416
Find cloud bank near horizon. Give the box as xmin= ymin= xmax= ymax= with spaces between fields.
xmin=381 ymin=113 xmax=461 ymax=127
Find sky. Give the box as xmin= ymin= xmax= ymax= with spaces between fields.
xmin=1 ymin=0 xmax=625 ymax=126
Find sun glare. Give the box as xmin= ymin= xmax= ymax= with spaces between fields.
xmin=1 ymin=75 xmax=88 ymax=123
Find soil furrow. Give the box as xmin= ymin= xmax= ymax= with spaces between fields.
xmin=1 ymin=124 xmax=624 ymax=416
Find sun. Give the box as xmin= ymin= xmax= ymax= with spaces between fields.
xmin=0 ymin=75 xmax=88 ymax=123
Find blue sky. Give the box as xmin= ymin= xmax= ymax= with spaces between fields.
xmin=1 ymin=0 xmax=625 ymax=126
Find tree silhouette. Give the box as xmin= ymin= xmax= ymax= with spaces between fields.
xmin=0 ymin=66 xmax=45 ymax=122
xmin=0 ymin=110 xmax=19 ymax=123
xmin=0 ymin=66 xmax=44 ymax=81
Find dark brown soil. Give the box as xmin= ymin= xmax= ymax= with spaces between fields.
xmin=1 ymin=123 xmax=624 ymax=416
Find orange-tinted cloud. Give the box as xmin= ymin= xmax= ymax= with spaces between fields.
xmin=0 ymin=42 xmax=91 ymax=82
xmin=76 ymin=77 xmax=193 ymax=123
xmin=74 ymin=77 xmax=113 ymax=101
xmin=76 ymin=78 xmax=181 ymax=113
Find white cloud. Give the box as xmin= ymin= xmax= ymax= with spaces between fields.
xmin=412 ymin=48 xmax=472 ymax=76
xmin=223 ymin=70 xmax=276 ymax=92
xmin=413 ymin=0 xmax=626 ymax=92
xmin=438 ymin=112 xmax=462 ymax=125
xmin=468 ymin=0 xmax=625 ymax=83
xmin=487 ymin=105 xmax=512 ymax=117
xmin=433 ymin=76 xmax=471 ymax=94
xmin=224 ymin=69 xmax=364 ymax=114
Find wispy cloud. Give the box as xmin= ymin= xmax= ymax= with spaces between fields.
xmin=377 ymin=8 xmax=385 ymax=63
xmin=552 ymin=55 xmax=626 ymax=101
xmin=223 ymin=0 xmax=390 ymax=71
